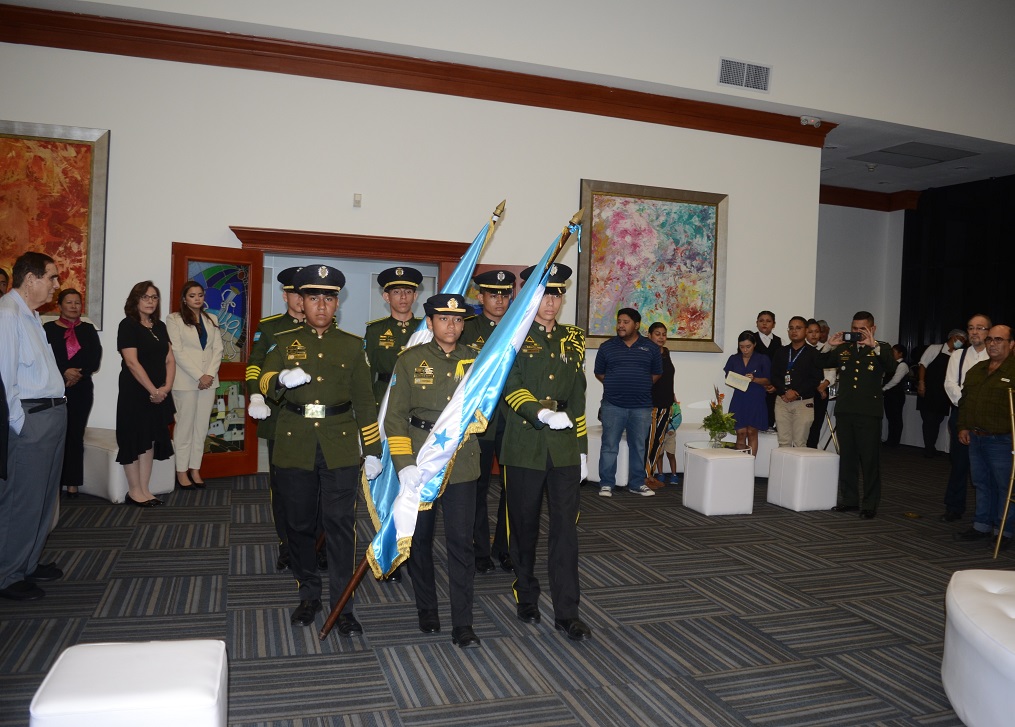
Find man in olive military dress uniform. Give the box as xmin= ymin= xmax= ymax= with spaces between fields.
xmin=259 ymin=265 xmax=383 ymax=632
xmin=500 ymin=264 xmax=592 ymax=642
xmin=364 ymin=266 xmax=423 ymax=405
xmin=247 ymin=267 xmax=305 ymax=571
xmin=385 ymin=294 xmax=482 ymax=648
xmin=461 ymin=269 xmax=515 ymax=575
xmin=817 ymin=311 xmax=896 ymax=519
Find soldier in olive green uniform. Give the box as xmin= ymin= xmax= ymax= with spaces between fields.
xmin=817 ymin=311 xmax=896 ymax=519
xmin=260 ymin=265 xmax=383 ymax=633
xmin=500 ymin=264 xmax=592 ymax=642
xmin=461 ymin=269 xmax=516 ymax=574
xmin=364 ymin=266 xmax=423 ymax=405
xmin=246 ymin=267 xmax=304 ymax=571
xmin=385 ymin=294 xmax=481 ymax=648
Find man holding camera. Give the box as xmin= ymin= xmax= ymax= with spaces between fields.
xmin=818 ymin=311 xmax=896 ymax=519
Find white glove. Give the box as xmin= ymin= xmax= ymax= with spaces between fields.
xmin=580 ymin=453 xmax=588 ymax=481
xmin=248 ymin=393 xmax=271 ymax=420
xmin=398 ymin=465 xmax=421 ymax=494
xmin=537 ymin=408 xmax=573 ymax=430
xmin=364 ymin=455 xmax=383 ymax=480
xmin=278 ymin=367 xmax=311 ymax=388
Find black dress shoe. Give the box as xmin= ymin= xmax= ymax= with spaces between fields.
xmin=954 ymin=527 xmax=991 ymax=541
xmin=26 ymin=562 xmax=63 ymax=582
xmin=451 ymin=625 xmax=481 ymax=649
xmin=939 ymin=511 xmax=963 ymax=523
xmin=516 ymin=603 xmax=541 ymax=624
xmin=65 ymin=488 xmax=80 ymax=499
xmin=0 ymin=580 xmax=45 ymax=601
xmin=859 ymin=510 xmax=877 ymax=520
xmin=475 ymin=556 xmax=497 ymax=574
xmin=418 ymin=609 xmax=441 ymax=633
xmin=151 ymin=497 xmax=165 ymax=506
xmin=554 ymin=618 xmax=592 ymax=642
xmin=337 ymin=613 xmax=364 ymax=637
xmin=831 ymin=504 xmax=859 ymax=513
xmin=275 ymin=551 xmax=291 ymax=571
xmin=290 ymin=599 xmax=322 ymax=626
xmin=386 ymin=567 xmax=402 ymax=583
xmin=316 ymin=549 xmax=328 ymax=571
xmin=124 ymin=493 xmax=160 ymax=507
xmin=499 ymin=554 xmax=514 ymax=572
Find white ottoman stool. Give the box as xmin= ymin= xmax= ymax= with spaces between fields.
xmin=82 ymin=428 xmax=176 ymax=503
xmin=683 ymin=448 xmax=755 ymax=515
xmin=30 ymin=640 xmax=228 ymax=727
xmin=586 ymin=424 xmax=630 ymax=487
xmin=942 ymin=570 xmax=1015 ymax=727
xmin=767 ymin=447 xmax=839 ymax=511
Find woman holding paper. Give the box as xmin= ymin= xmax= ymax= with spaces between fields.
xmin=723 ymin=331 xmax=771 ymax=455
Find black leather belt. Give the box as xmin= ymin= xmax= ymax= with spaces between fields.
xmin=23 ymin=397 xmax=67 ymax=414
xmin=538 ymin=398 xmax=568 ymax=412
xmin=284 ymin=401 xmax=351 ymax=419
xmin=409 ymin=414 xmax=436 ymax=431
xmin=971 ymin=428 xmax=1010 ymax=437
xmin=377 ymin=373 xmax=392 ymax=383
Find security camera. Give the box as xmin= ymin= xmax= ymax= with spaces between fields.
xmin=800 ymin=116 xmax=822 ymax=128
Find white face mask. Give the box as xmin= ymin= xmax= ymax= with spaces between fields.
xmin=952 ymin=339 xmax=965 ymax=350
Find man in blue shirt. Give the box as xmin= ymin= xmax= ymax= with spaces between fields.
xmin=594 ymin=308 xmax=662 ymax=496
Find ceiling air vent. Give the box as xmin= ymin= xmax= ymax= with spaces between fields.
xmin=718 ymin=57 xmax=771 ymax=92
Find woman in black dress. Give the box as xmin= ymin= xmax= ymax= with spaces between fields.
xmin=116 ymin=281 xmax=176 ymax=507
xmin=44 ymin=289 xmax=102 ymax=498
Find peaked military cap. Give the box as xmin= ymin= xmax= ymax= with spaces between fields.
xmin=377 ymin=266 xmax=423 ymax=291
xmin=424 ymin=293 xmax=469 ymax=317
xmin=293 ymin=264 xmax=345 ymax=293
xmin=520 ymin=263 xmax=572 ymax=294
xmin=472 ymin=269 xmax=516 ymax=292
xmin=276 ymin=267 xmax=304 ymax=291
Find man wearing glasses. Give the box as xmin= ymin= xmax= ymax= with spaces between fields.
xmin=954 ymin=325 xmax=1015 ymax=547
xmin=940 ymin=314 xmax=992 ymax=523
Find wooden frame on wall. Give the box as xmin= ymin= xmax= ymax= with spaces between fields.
xmin=577 ymin=179 xmax=728 ymax=352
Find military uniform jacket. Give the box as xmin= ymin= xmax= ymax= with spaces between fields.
xmin=461 ymin=312 xmax=504 ymax=442
xmin=500 ymin=321 xmax=588 ymax=469
xmin=246 ymin=312 xmax=304 ymax=439
xmin=365 ymin=315 xmax=420 ymax=404
xmin=818 ymin=341 xmax=896 ymax=417
xmin=260 ymin=321 xmax=381 ymax=470
xmin=384 ymin=339 xmax=480 ymax=484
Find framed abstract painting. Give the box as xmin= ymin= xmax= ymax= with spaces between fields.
xmin=0 ymin=121 xmax=110 ymax=327
xmin=577 ymin=179 xmax=728 ymax=351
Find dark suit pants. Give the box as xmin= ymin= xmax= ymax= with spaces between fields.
xmin=944 ymin=409 xmax=970 ymax=515
xmin=504 ymin=458 xmax=581 ymax=621
xmin=807 ymin=395 xmax=828 ymax=448
xmin=883 ymin=387 xmax=905 ymax=446
xmin=474 ymin=435 xmax=508 ymax=560
xmin=265 ymin=439 xmax=289 ymax=556
xmin=61 ymin=380 xmax=93 ymax=489
xmin=835 ymin=412 xmax=882 ymax=511
xmin=409 ymin=479 xmax=477 ymax=628
xmin=275 ymin=446 xmax=357 ymax=611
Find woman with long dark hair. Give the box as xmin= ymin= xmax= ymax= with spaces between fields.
xmin=723 ymin=330 xmax=771 ymax=455
xmin=166 ymin=281 xmax=222 ymax=489
xmin=644 ymin=322 xmax=675 ymax=488
xmin=44 ymin=289 xmax=102 ymax=498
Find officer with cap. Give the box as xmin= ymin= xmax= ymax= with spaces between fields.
xmin=365 ymin=266 xmax=423 ymax=405
xmin=462 ymin=269 xmax=516 ymax=575
xmin=259 ymin=265 xmax=383 ymax=633
xmin=385 ymin=293 xmax=482 ymax=648
xmin=500 ymin=263 xmax=592 ymax=642
xmin=247 ymin=267 xmax=305 ymax=571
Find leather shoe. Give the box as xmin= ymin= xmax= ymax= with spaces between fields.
xmin=939 ymin=511 xmax=962 ymax=523
xmin=475 ymin=556 xmax=497 ymax=574
xmin=386 ymin=567 xmax=402 ymax=583
xmin=451 ymin=625 xmax=481 ymax=649
xmin=316 ymin=548 xmax=328 ymax=571
xmin=499 ymin=554 xmax=514 ymax=572
xmin=125 ymin=493 xmax=160 ymax=507
xmin=337 ymin=613 xmax=364 ymax=637
xmin=290 ymin=599 xmax=322 ymax=626
xmin=554 ymin=618 xmax=592 ymax=642
xmin=418 ymin=609 xmax=441 ymax=633
xmin=26 ymin=562 xmax=63 ymax=582
xmin=0 ymin=580 xmax=45 ymax=601
xmin=859 ymin=510 xmax=876 ymax=520
xmin=516 ymin=602 xmax=541 ymax=624
xmin=954 ymin=527 xmax=991 ymax=541
xmin=831 ymin=504 xmax=859 ymax=513
xmin=275 ymin=551 xmax=291 ymax=571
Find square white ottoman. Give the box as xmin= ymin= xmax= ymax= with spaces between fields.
xmin=767 ymin=447 xmax=839 ymax=511
xmin=683 ymin=448 xmax=755 ymax=515
xmin=674 ymin=425 xmax=777 ymax=477
xmin=82 ymin=428 xmax=176 ymax=503
xmin=586 ymin=424 xmax=630 ymax=487
xmin=30 ymin=640 xmax=228 ymax=727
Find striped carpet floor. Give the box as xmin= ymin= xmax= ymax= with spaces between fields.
xmin=0 ymin=445 xmax=1008 ymax=726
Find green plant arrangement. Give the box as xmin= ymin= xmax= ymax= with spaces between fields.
xmin=701 ymin=385 xmax=737 ymax=446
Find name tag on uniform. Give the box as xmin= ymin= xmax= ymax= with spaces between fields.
xmin=469 ymin=335 xmax=486 ymax=353
xmin=378 ymin=330 xmax=395 ymax=349
xmin=287 ymin=339 xmax=307 ymax=361
xmin=414 ymin=360 xmax=434 ymax=385
xmin=522 ymin=336 xmax=542 ymax=354
xmin=784 ymin=373 xmax=792 ymax=386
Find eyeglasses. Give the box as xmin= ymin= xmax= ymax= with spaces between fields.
xmin=140 ymin=294 xmax=160 ymax=302
xmin=968 ymin=325 xmax=989 ymax=332
xmin=985 ymin=337 xmax=1011 ymax=344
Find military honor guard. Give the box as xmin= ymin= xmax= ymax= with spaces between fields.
xmin=258 ymin=265 xmax=383 ymax=632
xmin=500 ymin=264 xmax=592 ymax=641
xmin=385 ymin=294 xmax=482 ymax=648
xmin=364 ymin=266 xmax=423 ymax=405
xmin=461 ymin=269 xmax=516 ymax=575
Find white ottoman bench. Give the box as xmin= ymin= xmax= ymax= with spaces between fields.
xmin=586 ymin=424 xmax=630 ymax=487
xmin=674 ymin=425 xmax=777 ymax=477
xmin=82 ymin=428 xmax=176 ymax=503
xmin=767 ymin=447 xmax=839 ymax=511
xmin=942 ymin=570 xmax=1015 ymax=727
xmin=683 ymin=448 xmax=755 ymax=515
xmin=30 ymin=640 xmax=228 ymax=727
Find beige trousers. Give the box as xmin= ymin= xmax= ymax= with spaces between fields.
xmin=774 ymin=397 xmax=814 ymax=448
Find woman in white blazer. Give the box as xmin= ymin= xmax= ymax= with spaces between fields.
xmin=167 ymin=281 xmax=223 ymax=489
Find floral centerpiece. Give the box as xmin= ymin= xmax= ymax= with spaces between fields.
xmin=701 ymin=385 xmax=736 ymax=446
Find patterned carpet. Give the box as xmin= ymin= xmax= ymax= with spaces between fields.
xmin=0 ymin=445 xmax=1009 ymax=726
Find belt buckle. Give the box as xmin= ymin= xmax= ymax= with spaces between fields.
xmin=304 ymin=404 xmax=326 ymax=419
xmin=538 ymin=398 xmax=557 ymax=412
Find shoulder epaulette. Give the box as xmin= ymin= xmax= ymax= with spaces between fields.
xmin=259 ymin=313 xmax=284 ymax=324
xmin=464 ymin=314 xmax=478 ymax=322
xmin=272 ymin=326 xmax=304 ymax=338
xmin=365 ymin=316 xmax=390 ymax=326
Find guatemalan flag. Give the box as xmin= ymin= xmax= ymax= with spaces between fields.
xmin=365 ymin=227 xmax=569 ymax=579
